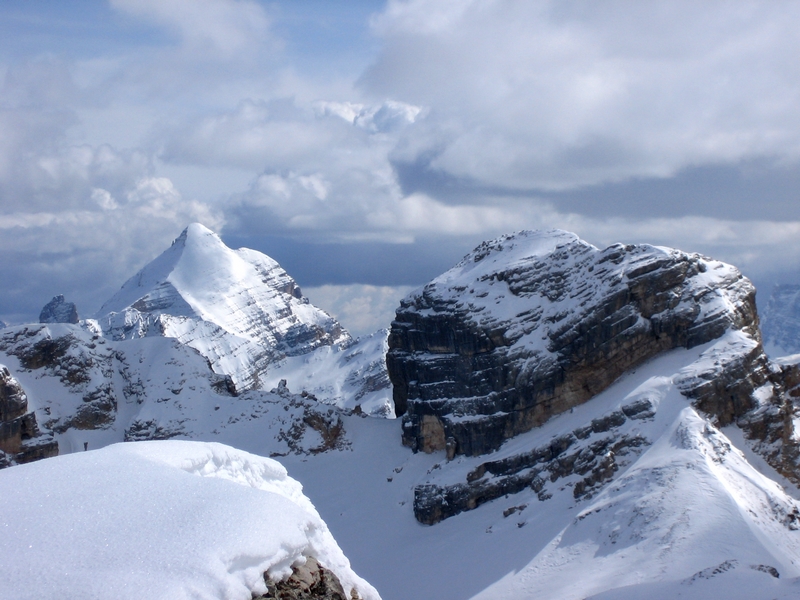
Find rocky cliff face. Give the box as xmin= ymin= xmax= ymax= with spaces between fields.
xmin=0 ymin=364 xmax=58 ymax=468
xmin=387 ymin=230 xmax=759 ymax=458
xmin=409 ymin=325 xmax=800 ymax=525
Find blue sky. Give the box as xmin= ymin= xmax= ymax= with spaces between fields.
xmin=1 ymin=0 xmax=799 ymax=335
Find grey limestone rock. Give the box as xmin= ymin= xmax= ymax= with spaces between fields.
xmin=0 ymin=324 xmax=119 ymax=433
xmin=39 ymin=295 xmax=79 ymax=324
xmin=387 ymin=229 xmax=759 ymax=458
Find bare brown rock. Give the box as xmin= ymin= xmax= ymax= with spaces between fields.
xmin=0 ymin=364 xmax=58 ymax=468
xmin=255 ymin=556 xmax=352 ymax=600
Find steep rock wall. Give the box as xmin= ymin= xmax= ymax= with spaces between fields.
xmin=0 ymin=364 xmax=58 ymax=468
xmin=387 ymin=230 xmax=759 ymax=457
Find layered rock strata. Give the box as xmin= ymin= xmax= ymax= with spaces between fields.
xmin=387 ymin=230 xmax=759 ymax=457
xmin=414 ymin=398 xmax=652 ymax=524
xmin=96 ymin=223 xmax=351 ymax=391
xmin=0 ymin=364 xmax=58 ymax=468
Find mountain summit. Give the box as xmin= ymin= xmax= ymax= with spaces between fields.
xmin=96 ymin=223 xmax=350 ymax=390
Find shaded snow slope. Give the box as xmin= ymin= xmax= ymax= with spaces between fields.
xmin=96 ymin=223 xmax=351 ymax=391
xmin=262 ymin=328 xmax=394 ymax=417
xmin=0 ymin=440 xmax=379 ymax=600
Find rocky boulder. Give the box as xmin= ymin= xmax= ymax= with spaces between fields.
xmin=387 ymin=229 xmax=760 ymax=457
xmin=39 ymin=295 xmax=79 ymax=324
xmin=256 ymin=556 xmax=357 ymax=600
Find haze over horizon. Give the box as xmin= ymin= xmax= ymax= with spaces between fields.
xmin=1 ymin=0 xmax=799 ymax=336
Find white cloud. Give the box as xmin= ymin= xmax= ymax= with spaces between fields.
xmin=364 ymin=0 xmax=800 ymax=190
xmin=0 ymin=174 xmax=222 ymax=321
xmin=3 ymin=1 xmax=800 ymax=324
xmin=304 ymin=284 xmax=417 ymax=337
xmin=110 ymin=0 xmax=274 ymax=58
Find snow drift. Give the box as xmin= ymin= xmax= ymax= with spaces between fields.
xmin=0 ymin=440 xmax=379 ymax=600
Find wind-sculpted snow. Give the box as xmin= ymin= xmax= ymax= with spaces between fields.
xmin=97 ymin=223 xmax=351 ymax=391
xmin=0 ymin=441 xmax=379 ymax=600
xmin=388 ymin=229 xmax=760 ymax=456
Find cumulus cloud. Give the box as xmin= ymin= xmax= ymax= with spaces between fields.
xmin=304 ymin=284 xmax=417 ymax=337
xmin=3 ymin=0 xmax=800 ymax=325
xmin=364 ymin=0 xmax=800 ymax=190
xmin=0 ymin=174 xmax=222 ymax=323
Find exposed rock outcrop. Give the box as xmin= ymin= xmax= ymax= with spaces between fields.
xmin=39 ymin=294 xmax=79 ymax=324
xmin=0 ymin=324 xmax=119 ymax=432
xmin=388 ymin=230 xmax=759 ymax=457
xmin=0 ymin=364 xmax=58 ymax=468
xmin=413 ymin=398 xmax=651 ymax=524
xmin=256 ymin=556 xmax=357 ymax=600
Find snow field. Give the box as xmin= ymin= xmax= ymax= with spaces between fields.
xmin=0 ymin=441 xmax=379 ymax=600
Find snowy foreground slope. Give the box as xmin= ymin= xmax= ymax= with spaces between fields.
xmin=0 ymin=441 xmax=379 ymax=600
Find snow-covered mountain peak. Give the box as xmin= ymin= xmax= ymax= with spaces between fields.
xmin=96 ymin=223 xmax=351 ymax=390
xmin=98 ymin=223 xmax=289 ymax=324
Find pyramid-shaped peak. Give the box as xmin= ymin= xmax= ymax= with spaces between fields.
xmin=178 ymin=222 xmax=218 ymax=243
xmin=95 ymin=223 xmax=351 ymax=389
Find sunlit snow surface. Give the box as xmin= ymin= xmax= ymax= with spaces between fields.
xmin=273 ymin=340 xmax=800 ymax=600
xmin=0 ymin=441 xmax=379 ymax=600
